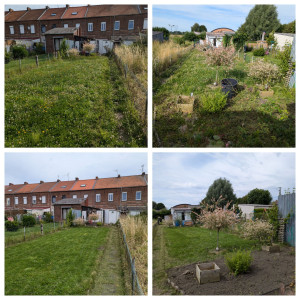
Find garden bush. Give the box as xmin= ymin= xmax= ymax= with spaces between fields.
xmin=11 ymin=45 xmax=28 ymax=59
xmin=43 ymin=212 xmax=53 ymax=223
xmin=183 ymin=32 xmax=199 ymax=42
xmin=5 ymin=51 xmax=11 ymax=64
xmin=199 ymin=90 xmax=227 ymax=113
xmin=59 ymin=39 xmax=69 ymax=57
xmin=73 ymin=218 xmax=86 ymax=226
xmin=33 ymin=42 xmax=45 ymax=55
xmin=88 ymin=213 xmax=99 ymax=223
xmin=83 ymin=42 xmax=96 ymax=53
xmin=205 ymin=46 xmax=235 ymax=67
xmin=96 ymin=222 xmax=103 ymax=226
xmin=67 ymin=48 xmax=79 ymax=57
xmin=253 ymin=208 xmax=268 ymax=220
xmin=5 ymin=220 xmax=19 ymax=232
xmin=225 ymin=249 xmax=252 ymax=275
xmin=248 ymin=60 xmax=280 ymax=85
xmin=276 ymin=44 xmax=293 ymax=76
xmin=66 ymin=209 xmax=75 ymax=227
xmin=253 ymin=47 xmax=265 ymax=56
xmin=22 ymin=214 xmax=36 ymax=227
xmin=241 ymin=219 xmax=273 ymax=244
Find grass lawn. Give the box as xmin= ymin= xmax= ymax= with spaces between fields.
xmin=5 ymin=226 xmax=110 ymax=295
xmin=5 ymin=55 xmax=146 ymax=147
xmin=153 ymin=225 xmax=257 ymax=295
xmin=154 ymin=49 xmax=295 ymax=147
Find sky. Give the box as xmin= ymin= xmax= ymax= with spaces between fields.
xmin=153 ymin=153 xmax=295 ymax=209
xmin=5 ymin=152 xmax=147 ymax=185
xmin=153 ymin=5 xmax=295 ymax=32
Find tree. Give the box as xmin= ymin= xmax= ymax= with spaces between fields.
xmin=66 ymin=209 xmax=75 ymax=227
xmin=232 ymin=32 xmax=248 ymax=50
xmin=237 ymin=5 xmax=280 ymax=41
xmin=204 ymin=178 xmax=237 ymax=208
xmin=196 ymin=197 xmax=237 ymax=251
xmin=246 ymin=188 xmax=272 ymax=205
xmin=152 ymin=27 xmax=170 ymax=40
xmin=153 ymin=202 xmax=166 ymax=210
xmin=183 ymin=32 xmax=199 ymax=41
xmin=191 ymin=23 xmax=207 ymax=32
xmin=277 ymin=20 xmax=295 ymax=34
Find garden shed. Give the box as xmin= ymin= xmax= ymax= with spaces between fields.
xmin=274 ymin=33 xmax=295 ymax=51
xmin=170 ymin=204 xmax=201 ymax=225
xmin=238 ymin=203 xmax=273 ymax=220
xmin=206 ymin=28 xmax=235 ymax=47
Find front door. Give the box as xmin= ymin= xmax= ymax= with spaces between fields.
xmin=62 ymin=208 xmax=70 ymax=220
xmin=54 ymin=38 xmax=62 ymax=51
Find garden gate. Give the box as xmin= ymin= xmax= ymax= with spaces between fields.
xmin=278 ymin=192 xmax=295 ymax=246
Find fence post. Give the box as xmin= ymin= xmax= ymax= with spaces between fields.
xmin=19 ymin=59 xmax=22 ymax=72
xmin=132 ymin=257 xmax=135 ymax=295
xmin=35 ymin=55 xmax=39 ymax=67
xmin=41 ymin=223 xmax=44 ymax=235
xmin=23 ymin=226 xmax=26 ymax=241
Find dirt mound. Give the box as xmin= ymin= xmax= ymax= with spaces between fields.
xmin=167 ymin=247 xmax=295 ymax=295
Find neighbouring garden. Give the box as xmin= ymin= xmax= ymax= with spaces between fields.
xmin=153 ymin=41 xmax=295 ymax=147
xmin=152 ymin=197 xmax=295 ymax=295
xmin=5 ymin=41 xmax=147 ymax=147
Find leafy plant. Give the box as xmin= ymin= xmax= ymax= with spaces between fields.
xmin=225 ymin=249 xmax=252 ymax=275
xmin=11 ymin=45 xmax=28 ymax=59
xmin=276 ymin=44 xmax=292 ymax=76
xmin=59 ymin=39 xmax=69 ymax=57
xmin=199 ymin=90 xmax=227 ymax=113
xmin=205 ymin=46 xmax=235 ymax=67
xmin=5 ymin=51 xmax=11 ymax=64
xmin=34 ymin=42 xmax=45 ymax=55
xmin=5 ymin=220 xmax=19 ymax=232
xmin=223 ymin=34 xmax=232 ymax=47
xmin=232 ymin=33 xmax=248 ymax=51
xmin=96 ymin=222 xmax=103 ymax=226
xmin=66 ymin=209 xmax=75 ymax=227
xmin=253 ymin=47 xmax=265 ymax=56
xmin=249 ymin=60 xmax=280 ymax=85
xmin=183 ymin=32 xmax=199 ymax=42
xmin=88 ymin=213 xmax=99 ymax=223
xmin=22 ymin=214 xmax=36 ymax=227
xmin=73 ymin=218 xmax=86 ymax=226
xmin=43 ymin=212 xmax=53 ymax=223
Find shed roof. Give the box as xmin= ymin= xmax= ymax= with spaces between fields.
xmin=274 ymin=33 xmax=295 ymax=37
xmin=86 ymin=5 xmax=140 ymax=17
xmin=44 ymin=27 xmax=78 ymax=35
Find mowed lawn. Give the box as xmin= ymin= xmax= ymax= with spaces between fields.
xmin=5 ymin=56 xmax=145 ymax=147
xmin=154 ymin=49 xmax=295 ymax=147
xmin=5 ymin=227 xmax=110 ymax=295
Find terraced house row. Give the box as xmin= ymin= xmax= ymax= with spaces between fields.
xmin=5 ymin=4 xmax=148 ymax=53
xmin=5 ymin=173 xmax=148 ymax=223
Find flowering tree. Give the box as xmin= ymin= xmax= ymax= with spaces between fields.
xmin=194 ymin=197 xmax=237 ymax=251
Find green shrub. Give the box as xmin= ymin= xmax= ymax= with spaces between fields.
xmin=276 ymin=44 xmax=292 ymax=76
xmin=43 ymin=212 xmax=53 ymax=223
xmin=66 ymin=209 xmax=75 ymax=227
xmin=96 ymin=222 xmax=103 ymax=226
xmin=5 ymin=220 xmax=19 ymax=232
xmin=225 ymin=249 xmax=252 ymax=275
xmin=22 ymin=215 xmax=36 ymax=227
xmin=253 ymin=47 xmax=265 ymax=56
xmin=253 ymin=208 xmax=268 ymax=220
xmin=59 ymin=39 xmax=69 ymax=57
xmin=200 ymin=90 xmax=227 ymax=113
xmin=11 ymin=45 xmax=28 ymax=59
xmin=5 ymin=51 xmax=11 ymax=64
xmin=183 ymin=32 xmax=199 ymax=42
xmin=173 ymin=36 xmax=185 ymax=45
xmin=34 ymin=42 xmax=45 ymax=55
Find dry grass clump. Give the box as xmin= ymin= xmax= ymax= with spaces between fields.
xmin=83 ymin=42 xmax=96 ymax=53
xmin=68 ymin=48 xmax=79 ymax=57
xmin=153 ymin=40 xmax=189 ymax=75
xmin=120 ymin=215 xmax=147 ymax=294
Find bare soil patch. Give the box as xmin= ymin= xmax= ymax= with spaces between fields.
xmin=167 ymin=246 xmax=295 ymax=295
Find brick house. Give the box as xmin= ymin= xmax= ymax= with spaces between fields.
xmin=5 ymin=173 xmax=148 ymax=223
xmin=5 ymin=4 xmax=148 ymax=54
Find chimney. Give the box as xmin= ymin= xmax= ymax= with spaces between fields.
xmin=75 ymin=177 xmax=79 ymax=181
xmin=142 ymin=172 xmax=145 ymax=176
xmin=40 ymin=180 xmax=44 ymax=184
xmin=57 ymin=179 xmax=60 ymax=182
xmin=117 ymin=174 xmax=121 ymax=178
xmin=95 ymin=176 xmax=98 ymax=180
xmin=45 ymin=6 xmax=49 ymax=9
xmin=24 ymin=182 xmax=28 ymax=185
xmin=27 ymin=7 xmax=31 ymax=11
xmin=9 ymin=183 xmax=14 ymax=186
xmin=66 ymin=4 xmax=70 ymax=8
xmin=9 ymin=8 xmax=14 ymax=12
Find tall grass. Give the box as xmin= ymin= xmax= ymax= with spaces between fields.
xmin=153 ymin=40 xmax=190 ymax=75
xmin=119 ymin=215 xmax=147 ymax=294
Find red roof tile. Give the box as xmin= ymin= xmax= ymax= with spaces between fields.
xmin=16 ymin=183 xmax=40 ymax=194
xmin=71 ymin=179 xmax=96 ymax=191
xmin=32 ymin=181 xmax=57 ymax=193
xmin=5 ymin=184 xmax=24 ymax=194
xmin=62 ymin=6 xmax=88 ymax=19
xmin=94 ymin=175 xmax=147 ymax=189
xmin=39 ymin=7 xmax=67 ymax=20
xmin=50 ymin=180 xmax=76 ymax=192
xmin=86 ymin=5 xmax=140 ymax=18
xmin=19 ymin=8 xmax=46 ymax=21
xmin=5 ymin=10 xmax=27 ymax=22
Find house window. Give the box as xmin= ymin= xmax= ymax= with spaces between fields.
xmin=51 ymin=13 xmax=57 ymax=16
xmin=88 ymin=23 xmax=93 ymax=32
xmin=128 ymin=20 xmax=134 ymax=30
xmin=84 ymin=194 xmax=88 ymax=199
xmin=32 ymin=196 xmax=36 ymax=204
xmin=52 ymin=24 xmax=56 ymax=29
xmin=41 ymin=196 xmax=46 ymax=204
xmin=64 ymin=24 xmax=68 ymax=28
xmin=76 ymin=23 xmax=80 ymax=28
xmin=101 ymin=22 xmax=106 ymax=31
xmin=114 ymin=21 xmax=120 ymax=31
xmin=73 ymin=195 xmax=77 ymax=199
xmin=136 ymin=191 xmax=142 ymax=200
xmin=6 ymin=198 xmax=10 ymax=206
xmin=108 ymin=193 xmax=113 ymax=201
xmin=14 ymin=197 xmax=18 ymax=205
xmin=62 ymin=195 xmax=66 ymax=199
xmin=20 ymin=25 xmax=25 ymax=34
xmin=71 ymin=12 xmax=78 ymax=15
xmin=52 ymin=196 xmax=56 ymax=203
xmin=41 ymin=25 xmax=46 ymax=33
xmin=96 ymin=194 xmax=101 ymax=202
xmin=23 ymin=197 xmax=27 ymax=205
xmin=143 ymin=18 xmax=148 ymax=29
xmin=30 ymin=25 xmax=35 ymax=34
xmin=9 ymin=26 xmax=14 ymax=34
xmin=122 ymin=192 xmax=127 ymax=201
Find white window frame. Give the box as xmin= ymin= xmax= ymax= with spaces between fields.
xmin=101 ymin=22 xmax=106 ymax=31
xmin=122 ymin=192 xmax=127 ymax=201
xmin=136 ymin=191 xmax=142 ymax=200
xmin=76 ymin=23 xmax=80 ymax=28
xmin=108 ymin=193 xmax=114 ymax=202
xmin=114 ymin=21 xmax=120 ymax=31
xmin=7 ymin=198 xmax=10 ymax=206
xmin=128 ymin=20 xmax=134 ymax=30
xmin=96 ymin=194 xmax=101 ymax=202
xmin=30 ymin=24 xmax=35 ymax=34
xmin=88 ymin=23 xmax=93 ymax=32
xmin=20 ymin=25 xmax=25 ymax=34
xmin=64 ymin=24 xmax=68 ymax=28
xmin=84 ymin=194 xmax=88 ymax=199
xmin=23 ymin=196 xmax=27 ymax=205
xmin=32 ymin=196 xmax=36 ymax=204
xmin=9 ymin=26 xmax=14 ymax=34
xmin=143 ymin=18 xmax=148 ymax=30
xmin=14 ymin=197 xmax=18 ymax=205
xmin=72 ymin=195 xmax=77 ymax=199
xmin=41 ymin=195 xmax=46 ymax=204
